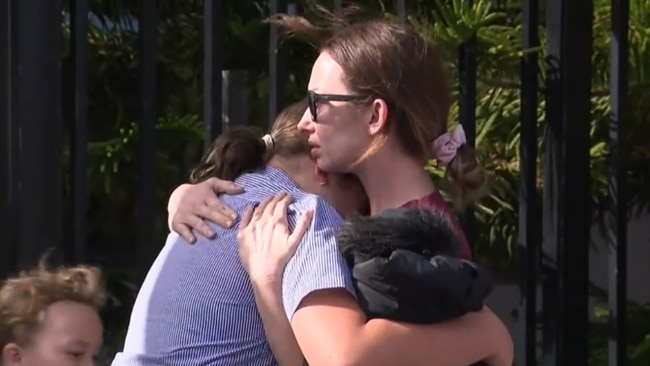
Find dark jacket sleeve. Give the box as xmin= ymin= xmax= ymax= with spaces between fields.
xmin=336 ymin=207 xmax=493 ymax=324
xmin=351 ymin=249 xmax=493 ymax=324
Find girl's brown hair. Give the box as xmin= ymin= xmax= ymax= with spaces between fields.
xmin=189 ymin=98 xmax=309 ymax=183
xmin=0 ymin=257 xmax=106 ymax=347
xmin=269 ymin=5 xmax=488 ymax=207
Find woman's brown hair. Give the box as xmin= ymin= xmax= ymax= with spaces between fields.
xmin=269 ymin=5 xmax=488 ymax=208
xmin=0 ymin=257 xmax=106 ymax=348
xmin=189 ymin=98 xmax=309 ymax=183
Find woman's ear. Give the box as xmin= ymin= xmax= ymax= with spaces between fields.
xmin=2 ymin=342 xmax=23 ymax=364
xmin=368 ymin=98 xmax=390 ymax=136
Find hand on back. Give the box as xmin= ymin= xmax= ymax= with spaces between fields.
xmin=167 ymin=177 xmax=244 ymax=243
xmin=237 ymin=192 xmax=313 ymax=284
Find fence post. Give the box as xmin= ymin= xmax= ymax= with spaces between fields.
xmin=136 ymin=0 xmax=158 ymax=279
xmin=0 ymin=0 xmax=64 ymax=272
xmin=0 ymin=0 xmax=16 ymax=277
xmin=516 ymin=0 xmax=541 ymax=364
xmin=268 ymin=0 xmax=289 ymax=128
xmin=607 ymin=0 xmax=629 ymax=364
xmin=542 ymin=0 xmax=593 ymax=364
xmin=204 ymin=0 xmax=224 ymax=150
xmin=222 ymin=70 xmax=248 ymax=130
xmin=69 ymin=0 xmax=90 ymax=263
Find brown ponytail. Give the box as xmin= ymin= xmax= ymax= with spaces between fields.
xmin=189 ymin=127 xmax=267 ymax=183
xmin=189 ymin=98 xmax=310 ymax=183
xmin=446 ymin=145 xmax=488 ymax=210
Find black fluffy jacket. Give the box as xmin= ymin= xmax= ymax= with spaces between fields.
xmin=336 ymin=208 xmax=493 ymax=366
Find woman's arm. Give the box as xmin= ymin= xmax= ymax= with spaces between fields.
xmin=167 ymin=177 xmax=244 ymax=243
xmin=251 ymin=278 xmax=305 ymax=366
xmin=291 ymin=289 xmax=512 ymax=366
xmin=237 ymin=194 xmax=313 ymax=366
xmin=242 ymin=194 xmax=513 ymax=366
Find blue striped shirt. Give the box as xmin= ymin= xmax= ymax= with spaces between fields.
xmin=111 ymin=166 xmax=355 ymax=366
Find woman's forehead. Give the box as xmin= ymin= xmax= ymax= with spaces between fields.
xmin=308 ymin=52 xmax=347 ymax=92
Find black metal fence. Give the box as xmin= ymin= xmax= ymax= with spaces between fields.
xmin=0 ymin=0 xmax=631 ymax=365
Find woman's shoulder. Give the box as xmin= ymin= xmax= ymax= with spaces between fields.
xmin=337 ymin=208 xmax=460 ymax=260
xmin=400 ymin=190 xmax=472 ymax=260
xmin=400 ymin=190 xmax=449 ymax=211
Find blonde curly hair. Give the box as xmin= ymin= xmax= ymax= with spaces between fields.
xmin=0 ymin=257 xmax=106 ymax=348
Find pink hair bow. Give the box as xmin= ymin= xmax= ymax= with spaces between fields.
xmin=430 ymin=125 xmax=467 ymax=166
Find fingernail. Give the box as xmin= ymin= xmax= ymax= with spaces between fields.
xmin=225 ymin=220 xmax=233 ymax=228
xmin=208 ymin=231 xmax=216 ymax=238
xmin=229 ymin=212 xmax=237 ymax=220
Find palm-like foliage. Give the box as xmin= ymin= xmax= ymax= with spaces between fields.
xmin=59 ymin=0 xmax=650 ymax=361
xmin=411 ymin=0 xmax=650 ymax=267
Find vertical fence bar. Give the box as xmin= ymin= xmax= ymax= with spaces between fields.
xmin=607 ymin=0 xmax=629 ymax=364
xmin=395 ymin=0 xmax=406 ymax=22
xmin=8 ymin=0 xmax=64 ymax=269
xmin=221 ymin=70 xmax=248 ymax=130
xmin=458 ymin=31 xmax=477 ymax=248
xmin=70 ymin=0 xmax=89 ymax=263
xmin=136 ymin=0 xmax=157 ymax=278
xmin=517 ymin=0 xmax=540 ymax=364
xmin=0 ymin=0 xmax=18 ymax=277
xmin=542 ymin=0 xmax=592 ymax=364
xmin=203 ymin=0 xmax=224 ymax=150
xmin=268 ymin=0 xmax=288 ymax=128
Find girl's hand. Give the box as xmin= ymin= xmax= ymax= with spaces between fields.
xmin=236 ymin=192 xmax=313 ymax=283
xmin=168 ymin=178 xmax=244 ymax=243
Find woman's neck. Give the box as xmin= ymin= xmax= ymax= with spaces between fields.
xmin=354 ymin=148 xmax=436 ymax=215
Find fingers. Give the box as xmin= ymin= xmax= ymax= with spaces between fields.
xmin=287 ymin=209 xmax=314 ymax=252
xmin=171 ymin=222 xmax=197 ymax=244
xmin=272 ymin=193 xmax=293 ymax=225
xmin=239 ymin=205 xmax=254 ymax=230
xmin=262 ymin=192 xmax=288 ymax=220
xmin=264 ymin=192 xmax=288 ymax=222
xmin=204 ymin=195 xmax=237 ymax=226
xmin=184 ymin=214 xmax=216 ymax=239
xmin=236 ymin=205 xmax=254 ymax=251
xmin=253 ymin=195 xmax=275 ymax=219
xmin=167 ymin=184 xmax=193 ymax=230
xmin=207 ymin=177 xmax=245 ymax=195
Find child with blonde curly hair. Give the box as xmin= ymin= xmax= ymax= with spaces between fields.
xmin=0 ymin=257 xmax=106 ymax=366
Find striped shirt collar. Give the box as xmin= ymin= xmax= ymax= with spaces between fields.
xmin=233 ymin=165 xmax=303 ymax=201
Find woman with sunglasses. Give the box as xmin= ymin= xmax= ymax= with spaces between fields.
xmin=166 ymin=8 xmax=512 ymax=366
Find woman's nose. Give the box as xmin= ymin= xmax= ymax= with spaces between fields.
xmin=297 ymin=108 xmax=314 ymax=132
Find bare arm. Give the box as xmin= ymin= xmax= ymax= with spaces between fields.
xmin=251 ymin=279 xmax=305 ymax=366
xmin=292 ymin=289 xmax=512 ymax=366
xmin=243 ymin=194 xmax=513 ymax=366
xmin=237 ymin=194 xmax=313 ymax=366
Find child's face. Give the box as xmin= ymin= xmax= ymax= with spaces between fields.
xmin=318 ymin=173 xmax=369 ymax=218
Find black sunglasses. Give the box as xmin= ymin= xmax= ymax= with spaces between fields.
xmin=307 ymin=91 xmax=368 ymax=122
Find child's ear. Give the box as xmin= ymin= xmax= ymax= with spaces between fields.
xmin=3 ymin=342 xmax=24 ymax=364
